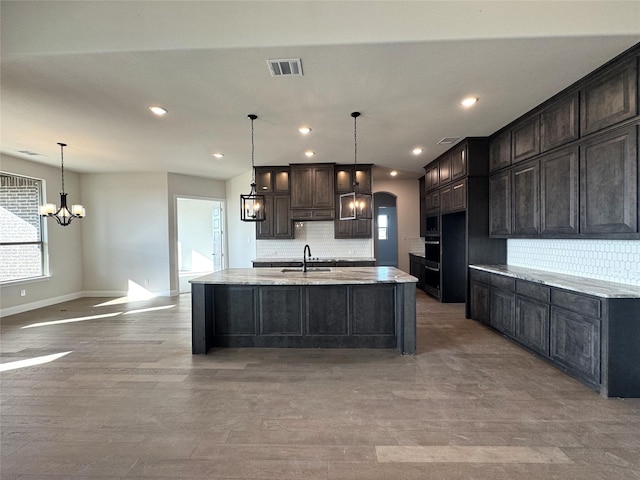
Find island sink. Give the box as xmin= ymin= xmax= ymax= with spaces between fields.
xmin=281 ymin=267 xmax=332 ymax=273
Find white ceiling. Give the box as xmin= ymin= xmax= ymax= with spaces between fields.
xmin=2 ymin=1 xmax=639 ymax=181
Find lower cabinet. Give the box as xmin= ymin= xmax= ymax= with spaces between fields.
xmin=409 ymin=254 xmax=426 ymax=290
xmin=468 ymin=267 xmax=640 ymax=398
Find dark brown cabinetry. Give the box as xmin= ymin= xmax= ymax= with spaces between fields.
xmin=419 ymin=176 xmax=426 ymax=237
xmin=290 ymin=164 xmax=335 ymax=220
xmin=580 ymin=58 xmax=637 ymax=136
xmin=468 ymin=266 xmax=640 ymax=398
xmin=255 ymin=167 xmax=293 ymax=240
xmin=488 ymin=44 xmax=640 ymax=240
xmin=333 ymin=164 xmax=372 ymax=239
xmin=580 ymin=124 xmax=637 ymax=234
xmin=409 ymin=254 xmax=426 ymax=290
xmin=540 ymin=147 xmax=579 ymax=235
xmin=451 ymin=144 xmax=467 ymax=180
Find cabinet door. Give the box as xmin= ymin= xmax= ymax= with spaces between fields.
xmin=540 ymin=147 xmax=579 ymax=235
xmin=355 ymin=167 xmax=372 ymax=193
xmin=489 ymin=130 xmax=511 ymax=172
xmin=490 ymin=288 xmax=515 ymax=336
xmin=335 ymin=166 xmax=354 ymax=193
xmin=451 ymin=145 xmax=467 ymax=180
xmin=290 ymin=166 xmax=314 ymax=208
xmin=470 ymin=281 xmax=490 ymax=324
xmin=419 ymin=177 xmax=426 ymax=237
xmin=581 ymin=59 xmax=637 ymax=136
xmin=540 ymin=93 xmax=579 ymax=152
xmin=255 ymin=195 xmax=274 ymax=239
xmin=512 ymin=160 xmax=540 ymax=236
xmin=489 ymin=170 xmax=512 ymax=236
xmin=312 ymin=165 xmax=334 ymax=208
xmin=580 ymin=125 xmax=637 ymax=234
xmin=512 ymin=116 xmax=540 ymax=164
xmin=550 ymin=307 xmax=601 ymax=386
xmin=425 ymin=164 xmax=439 ymax=190
xmin=439 ymin=155 xmax=452 ymax=185
xmin=255 ymin=168 xmax=273 ymax=193
xmin=273 ymin=168 xmax=290 ymax=193
xmin=451 ymin=179 xmax=467 ymax=211
xmin=439 ymin=185 xmax=452 ymax=213
xmin=273 ymin=195 xmax=292 ymax=238
xmin=353 ymin=219 xmax=371 ymax=238
xmin=515 ymin=296 xmax=550 ymax=355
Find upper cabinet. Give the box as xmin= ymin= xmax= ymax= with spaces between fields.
xmin=290 ymin=164 xmax=335 ymax=220
xmin=334 ymin=164 xmax=372 ymax=239
xmin=254 ymin=166 xmax=293 ymax=240
xmin=256 ymin=166 xmax=290 ymax=193
xmin=580 ymin=58 xmax=637 ymax=136
xmin=488 ymin=43 xmax=640 ymax=239
xmin=451 ymin=144 xmax=467 ymax=180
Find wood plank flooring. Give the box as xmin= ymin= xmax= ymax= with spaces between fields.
xmin=1 ymin=290 xmax=639 ymax=479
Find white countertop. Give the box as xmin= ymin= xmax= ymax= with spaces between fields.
xmin=191 ymin=267 xmax=416 ymax=285
xmin=471 ymin=264 xmax=640 ymax=299
xmin=253 ymin=257 xmax=376 ymax=263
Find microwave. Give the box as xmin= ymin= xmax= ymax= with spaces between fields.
xmin=425 ymin=214 xmax=439 ymax=234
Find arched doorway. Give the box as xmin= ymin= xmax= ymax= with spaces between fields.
xmin=373 ymin=192 xmax=398 ymax=267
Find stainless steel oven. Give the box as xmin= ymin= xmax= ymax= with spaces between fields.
xmin=425 ymin=238 xmax=440 ymax=268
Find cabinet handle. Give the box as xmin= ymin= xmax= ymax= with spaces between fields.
xmin=425 ymin=266 xmax=439 ymax=272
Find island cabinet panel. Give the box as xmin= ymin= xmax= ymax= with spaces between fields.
xmin=489 ymin=170 xmax=512 ymax=236
xmin=580 ymin=125 xmax=638 ymax=234
xmin=540 ymin=147 xmax=579 ymax=235
xmin=580 ymin=58 xmax=637 ymax=136
xmin=305 ymin=286 xmax=349 ymax=335
xmin=550 ymin=307 xmax=601 ymax=387
xmin=512 ymin=160 xmax=540 ymax=236
xmin=540 ymin=93 xmax=579 ymax=152
xmin=489 ymin=130 xmax=511 ymax=173
xmin=511 ymin=116 xmax=540 ymax=164
xmin=351 ymin=285 xmax=396 ymax=335
xmin=214 ymin=286 xmax=257 ymax=335
xmin=259 ymin=286 xmax=301 ymax=335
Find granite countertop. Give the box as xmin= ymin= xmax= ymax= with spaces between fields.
xmin=191 ymin=267 xmax=417 ymax=285
xmin=252 ymin=257 xmax=376 ymax=263
xmin=470 ymin=264 xmax=640 ymax=299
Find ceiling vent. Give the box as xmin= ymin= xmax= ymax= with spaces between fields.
xmin=437 ymin=137 xmax=460 ymax=145
xmin=267 ymin=58 xmax=303 ymax=77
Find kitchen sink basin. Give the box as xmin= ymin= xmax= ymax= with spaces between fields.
xmin=281 ymin=267 xmax=332 ymax=273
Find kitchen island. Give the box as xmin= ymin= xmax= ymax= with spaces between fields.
xmin=191 ymin=267 xmax=417 ymax=355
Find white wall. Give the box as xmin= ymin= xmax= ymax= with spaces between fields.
xmin=167 ymin=173 xmax=226 ymax=292
xmin=225 ymin=171 xmax=257 ymax=267
xmin=81 ymin=172 xmax=171 ymax=296
xmin=0 ymin=154 xmax=84 ymax=315
xmin=374 ymin=177 xmax=421 ymax=274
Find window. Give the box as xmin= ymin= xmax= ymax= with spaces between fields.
xmin=0 ymin=173 xmax=46 ymax=282
xmin=378 ymin=214 xmax=388 ymax=240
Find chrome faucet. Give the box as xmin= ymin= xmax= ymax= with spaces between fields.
xmin=303 ymin=244 xmax=312 ymax=272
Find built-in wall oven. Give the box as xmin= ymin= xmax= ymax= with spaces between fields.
xmin=424 ymin=238 xmax=440 ymax=268
xmin=424 ymin=236 xmax=441 ymax=299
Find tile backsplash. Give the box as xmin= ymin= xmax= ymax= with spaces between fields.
xmin=508 ymin=239 xmax=640 ymax=286
xmin=256 ymin=222 xmax=373 ymax=258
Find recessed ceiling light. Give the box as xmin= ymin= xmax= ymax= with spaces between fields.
xmin=390 ymin=171 xmax=398 ymax=177
xmin=212 ymin=153 xmax=224 ymax=159
xmin=304 ymin=150 xmax=315 ymax=157
xmin=460 ymin=97 xmax=478 ymax=108
xmin=298 ymin=126 xmax=311 ymax=135
xmin=149 ymin=105 xmax=168 ymax=116
xmin=412 ymin=147 xmax=424 ymax=155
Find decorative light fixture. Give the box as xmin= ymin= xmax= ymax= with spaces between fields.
xmin=339 ymin=112 xmax=372 ymax=221
xmin=40 ymin=142 xmax=85 ymax=226
xmin=240 ymin=114 xmax=266 ymax=222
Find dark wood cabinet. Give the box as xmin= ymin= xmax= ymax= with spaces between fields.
xmin=515 ymin=296 xmax=549 ymax=355
xmin=409 ymin=254 xmax=426 ymax=290
xmin=439 ymin=154 xmax=452 ymax=185
xmin=334 ymin=164 xmax=372 ymax=238
xmin=540 ymin=93 xmax=579 ymax=152
xmin=580 ymin=124 xmax=637 ymax=234
xmin=470 ymin=280 xmax=490 ymax=324
xmin=450 ymin=179 xmax=467 ymax=212
xmin=490 ymin=288 xmax=515 ymax=336
xmin=489 ymin=130 xmax=511 ymax=172
xmin=290 ymin=164 xmax=334 ymax=219
xmin=425 ymin=163 xmax=439 ymax=191
xmin=255 ymin=167 xmax=293 ymax=240
xmin=256 ymin=166 xmax=290 ymax=193
xmin=581 ymin=58 xmax=637 ymax=136
xmin=512 ymin=160 xmax=540 ymax=236
xmin=451 ymin=144 xmax=467 ymax=180
xmin=419 ymin=176 xmax=426 ymax=237
xmin=540 ymin=147 xmax=579 ymax=235
xmin=489 ymin=170 xmax=512 ymax=236
xmin=512 ymin=116 xmax=540 ymax=164
xmin=425 ymin=190 xmax=440 ymax=212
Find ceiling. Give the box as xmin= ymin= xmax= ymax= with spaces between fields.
xmin=2 ymin=1 xmax=639 ymax=181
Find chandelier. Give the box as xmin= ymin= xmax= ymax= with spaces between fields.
xmin=339 ymin=112 xmax=372 ymax=220
xmin=39 ymin=142 xmax=85 ymax=226
xmin=240 ymin=114 xmax=266 ymax=222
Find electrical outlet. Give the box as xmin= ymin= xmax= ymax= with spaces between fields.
xmin=20 ymin=289 xmax=26 ymax=297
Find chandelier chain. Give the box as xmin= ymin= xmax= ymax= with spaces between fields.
xmin=59 ymin=142 xmax=66 ymax=194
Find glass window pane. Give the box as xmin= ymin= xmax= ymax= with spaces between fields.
xmin=0 ymin=175 xmax=42 ymax=242
xmin=378 ymin=227 xmax=387 ymax=240
xmin=378 ymin=214 xmax=388 ymax=228
xmin=0 ymin=244 xmax=43 ymax=281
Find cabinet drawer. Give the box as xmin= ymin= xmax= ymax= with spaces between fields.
xmin=469 ymin=269 xmax=491 ymax=284
xmin=516 ymin=280 xmax=550 ymax=303
xmin=490 ymin=274 xmax=515 ymax=291
xmin=551 ymin=289 xmax=601 ymax=318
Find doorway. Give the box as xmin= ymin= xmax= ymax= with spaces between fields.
xmin=176 ymin=197 xmax=225 ymax=293
xmin=374 ymin=192 xmax=398 ymax=267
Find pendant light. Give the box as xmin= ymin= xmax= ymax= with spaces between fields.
xmin=339 ymin=112 xmax=372 ymax=220
xmin=39 ymin=142 xmax=86 ymax=226
xmin=240 ymin=114 xmax=266 ymax=222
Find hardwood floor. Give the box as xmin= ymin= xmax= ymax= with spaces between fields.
xmin=2 ymin=290 xmax=639 ymax=479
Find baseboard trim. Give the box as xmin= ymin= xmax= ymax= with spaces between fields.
xmin=1 ymin=292 xmax=84 ymax=318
